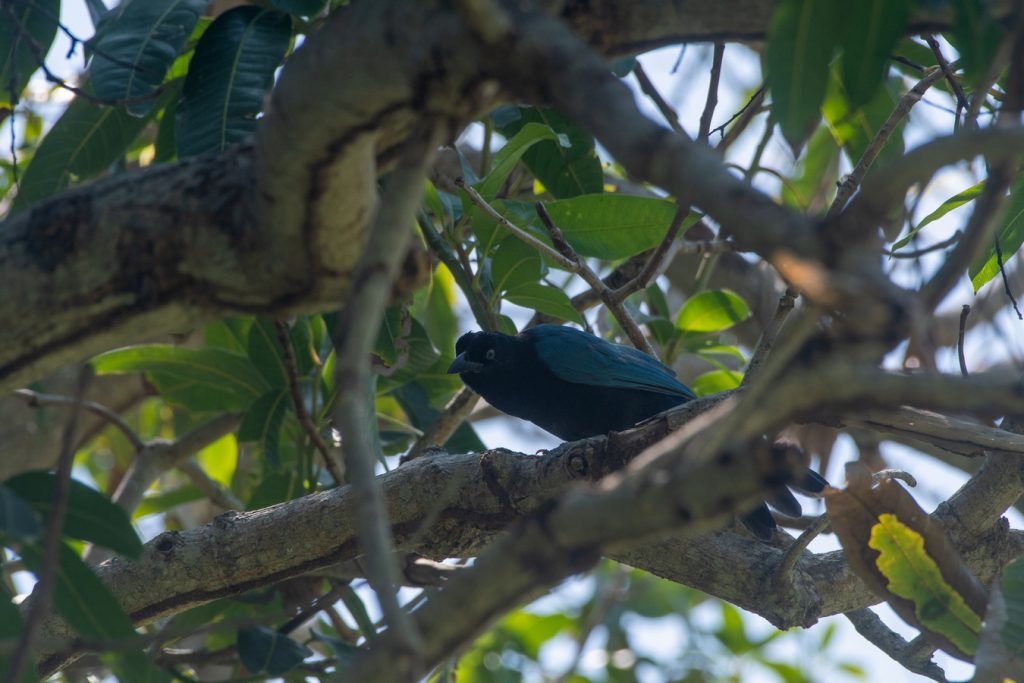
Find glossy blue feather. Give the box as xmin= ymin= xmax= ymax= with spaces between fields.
xmin=526 ymin=324 xmax=696 ymax=400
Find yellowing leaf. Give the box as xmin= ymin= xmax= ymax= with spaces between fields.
xmin=870 ymin=513 xmax=981 ymax=655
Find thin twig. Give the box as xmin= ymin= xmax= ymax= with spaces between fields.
xmin=417 ymin=213 xmax=498 ymax=331
xmin=333 ymin=126 xmax=443 ymax=665
xmin=275 ymin=320 xmax=344 ymax=484
xmin=402 ymin=387 xmax=478 ymax=464
xmin=633 ymin=62 xmax=684 ymax=134
xmin=177 ymin=460 xmax=244 ymax=511
xmin=698 ymin=43 xmax=725 ymax=144
xmin=923 ymin=35 xmax=969 ymax=114
xmin=922 ymin=161 xmax=1016 ymax=310
xmin=6 ymin=366 xmax=91 ymax=683
xmin=775 ymin=513 xmax=830 ymax=580
xmin=886 ymin=231 xmax=961 ymax=258
xmin=827 ymin=66 xmax=946 ymax=219
xmin=457 ymin=179 xmax=576 ymax=270
xmin=742 ymin=287 xmax=798 ymax=387
xmin=958 ymin=305 xmax=970 ymax=377
xmin=713 ymin=83 xmax=766 ymax=143
xmin=996 ymin=235 xmax=1024 ymax=319
xmin=845 ymin=609 xmax=946 ymax=682
xmin=104 ymin=412 xmax=243 ymax=519
xmin=534 ymin=203 xmax=656 ymax=356
xmin=743 ymin=121 xmax=774 ymax=185
xmin=13 ymin=388 xmax=144 ymax=451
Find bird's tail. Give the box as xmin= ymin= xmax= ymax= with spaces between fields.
xmin=739 ymin=467 xmax=828 ymax=540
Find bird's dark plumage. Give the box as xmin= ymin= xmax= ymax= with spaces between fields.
xmin=447 ymin=325 xmax=825 ymax=539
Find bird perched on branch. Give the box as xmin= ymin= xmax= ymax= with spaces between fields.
xmin=447 ymin=324 xmax=825 ymax=539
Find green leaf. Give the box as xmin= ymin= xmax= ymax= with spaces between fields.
xmin=491 ymin=106 xmax=603 ymax=198
xmin=271 ymin=0 xmax=327 ymax=16
xmin=12 ymin=81 xmax=183 ymax=212
xmin=339 ymin=584 xmax=377 ymax=641
xmin=870 ymin=513 xmax=981 ymax=655
xmin=237 ymin=389 xmax=289 ymax=467
xmin=247 ymin=319 xmax=288 ymax=389
xmin=134 ymin=484 xmax=205 ymax=519
xmin=838 ymin=0 xmax=910 ymax=107
xmin=312 ymin=631 xmax=361 ymax=667
xmin=892 ymin=181 xmax=983 ymax=251
xmin=823 ymin=70 xmax=904 ymax=168
xmin=93 ymin=345 xmax=269 ymax=411
xmin=1002 ymin=557 xmax=1024 ymax=656
xmin=0 ymin=483 xmax=41 ymax=542
xmin=477 ymin=122 xmax=560 ymax=200
xmin=204 ymin=318 xmax=252 ymax=354
xmin=970 ymin=174 xmax=1024 ymax=291
xmin=691 ymin=369 xmax=743 ymax=396
xmin=89 ymin=0 xmax=206 ymax=115
xmin=504 ymin=283 xmax=584 ymax=324
xmin=177 ymin=7 xmax=292 ymax=157
xmin=374 ymin=307 xmax=412 ymax=368
xmin=19 ymin=542 xmax=136 ymax=640
xmin=780 ymin=124 xmax=840 ymax=212
xmin=676 ymin=290 xmax=751 ymax=333
xmin=766 ymin=0 xmax=841 ymax=153
xmin=237 ymin=626 xmax=312 ymax=675
xmin=490 ymin=238 xmax=543 ymax=296
xmin=0 ymin=0 xmax=59 ymax=105
xmin=544 ymin=195 xmax=697 ymax=260
xmin=951 ymin=0 xmax=1004 ymax=84
xmin=246 ymin=469 xmax=301 ymax=509
xmin=6 ymin=472 xmax=143 ymax=558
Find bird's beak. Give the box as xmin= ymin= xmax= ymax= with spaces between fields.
xmin=447 ymin=352 xmax=483 ymax=374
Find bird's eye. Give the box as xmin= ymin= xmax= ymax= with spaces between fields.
xmin=485 ymin=349 xmax=496 ymax=360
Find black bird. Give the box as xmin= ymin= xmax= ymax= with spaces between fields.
xmin=447 ymin=324 xmax=825 ymax=539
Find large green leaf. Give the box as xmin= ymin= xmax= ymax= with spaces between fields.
xmin=676 ymin=290 xmax=751 ymax=333
xmin=491 ymin=106 xmax=603 ymax=198
xmin=0 ymin=483 xmax=40 ymax=542
xmin=237 ymin=626 xmax=312 ymax=675
xmin=0 ymin=0 xmax=59 ymax=105
xmin=780 ymin=124 xmax=840 ymax=212
xmin=19 ymin=541 xmax=135 ymax=640
xmin=6 ymin=471 xmax=143 ymax=558
xmin=489 ymin=237 xmax=543 ymax=297
xmin=970 ymin=174 xmax=1024 ymax=291
xmin=951 ymin=0 xmax=1004 ymax=84
xmin=1002 ymin=557 xmax=1024 ymax=656
xmin=247 ymin=319 xmax=288 ymax=389
xmin=543 ymin=195 xmax=697 ymax=260
xmin=838 ymin=0 xmax=910 ymax=107
xmin=504 ymin=283 xmax=584 ymax=324
xmin=237 ymin=389 xmax=289 ymax=467
xmin=766 ymin=0 xmax=841 ymax=153
xmin=477 ymin=122 xmax=561 ymax=200
xmin=823 ymin=70 xmax=904 ymax=168
xmin=93 ymin=345 xmax=269 ymax=411
xmin=176 ymin=7 xmax=291 ymax=158
xmin=89 ymin=0 xmax=206 ymax=115
xmin=12 ymin=81 xmax=182 ymax=212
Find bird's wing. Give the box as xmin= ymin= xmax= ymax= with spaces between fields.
xmin=530 ymin=325 xmax=696 ymax=399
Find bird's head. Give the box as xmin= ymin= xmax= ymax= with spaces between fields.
xmin=447 ymin=331 xmax=515 ymax=377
